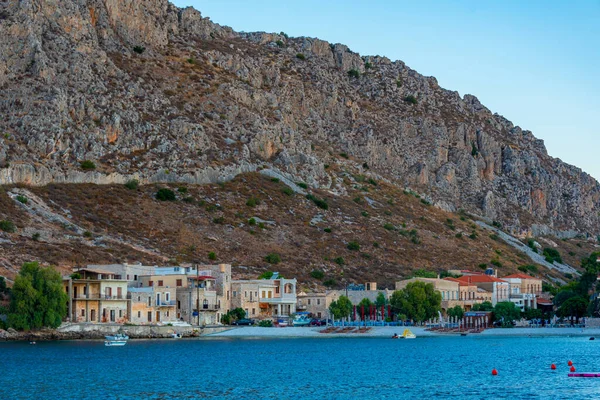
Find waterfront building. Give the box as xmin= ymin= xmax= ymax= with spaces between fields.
xmin=443 ymin=278 xmax=490 ymax=311
xmin=455 ymin=275 xmax=510 ymax=306
xmin=231 ymin=273 xmax=297 ymax=319
xmin=63 ymin=268 xmax=129 ymax=323
xmin=86 ymin=263 xmax=158 ymax=287
xmin=502 ymin=273 xmax=542 ymax=310
xmin=395 ymin=277 xmax=460 ymax=312
xmin=128 ymin=286 xmax=177 ymax=324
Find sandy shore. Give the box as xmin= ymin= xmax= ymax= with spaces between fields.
xmin=208 ymin=326 xmax=600 ymax=338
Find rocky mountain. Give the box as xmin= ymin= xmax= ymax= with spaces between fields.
xmin=0 ymin=0 xmax=598 ymax=282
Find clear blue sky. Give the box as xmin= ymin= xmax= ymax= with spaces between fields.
xmin=172 ymin=0 xmax=600 ymax=180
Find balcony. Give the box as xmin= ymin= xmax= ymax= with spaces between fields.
xmin=194 ymin=304 xmax=219 ymax=312
xmin=156 ymin=300 xmax=177 ymax=307
xmin=259 ymin=294 xmax=296 ymax=304
xmin=72 ymin=294 xmax=128 ymax=301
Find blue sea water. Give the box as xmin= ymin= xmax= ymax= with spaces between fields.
xmin=1 ymin=336 xmax=599 ymax=399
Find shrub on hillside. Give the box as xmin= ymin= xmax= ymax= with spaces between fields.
xmin=403 ymin=95 xmax=418 ymax=105
xmin=0 ymin=220 xmax=15 ymax=233
xmin=265 ymin=253 xmax=281 ymax=264
xmin=310 ymin=270 xmax=325 ymax=280
xmin=156 ymin=188 xmax=176 ymax=201
xmin=124 ymin=179 xmax=139 ymax=190
xmin=80 ymin=160 xmax=96 ymax=170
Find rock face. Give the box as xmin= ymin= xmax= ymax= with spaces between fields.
xmin=1 ymin=0 xmax=599 ymax=236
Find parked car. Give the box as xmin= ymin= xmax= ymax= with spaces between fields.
xmin=232 ymin=319 xmax=255 ymax=326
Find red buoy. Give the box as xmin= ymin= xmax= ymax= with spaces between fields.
xmin=570 ymin=366 xmax=576 ymax=372
xmin=568 ymin=361 xmax=573 ymax=366
xmin=492 ymin=369 xmax=498 ymax=376
xmin=551 ymin=364 xmax=556 ymax=370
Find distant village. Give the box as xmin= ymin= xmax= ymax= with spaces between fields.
xmin=61 ymin=262 xmax=550 ymax=326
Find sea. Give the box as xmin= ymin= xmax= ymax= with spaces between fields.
xmin=1 ymin=335 xmax=598 ymax=399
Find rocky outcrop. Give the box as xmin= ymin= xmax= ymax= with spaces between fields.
xmin=1 ymin=0 xmax=599 ymax=236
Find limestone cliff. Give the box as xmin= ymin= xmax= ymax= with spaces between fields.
xmin=1 ymin=0 xmax=599 ymax=236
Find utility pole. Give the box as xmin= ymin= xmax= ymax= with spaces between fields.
xmin=196 ymin=262 xmax=200 ymax=327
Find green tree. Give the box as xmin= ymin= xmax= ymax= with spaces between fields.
xmin=156 ymin=188 xmax=176 ymax=201
xmin=357 ymin=297 xmax=373 ymax=310
xmin=558 ymin=296 xmax=588 ymax=325
xmin=389 ymin=281 xmax=441 ymax=322
xmin=447 ymin=305 xmax=464 ymax=319
xmin=411 ymin=269 xmax=437 ymax=278
xmin=7 ymin=262 xmax=68 ymax=330
xmin=553 ymin=290 xmax=577 ymax=308
xmin=329 ymin=295 xmax=352 ymax=320
xmin=375 ymin=292 xmax=387 ymax=308
xmin=493 ymin=302 xmax=521 ymax=326
xmin=472 ymin=301 xmax=494 ymax=312
xmin=230 ymin=307 xmax=247 ymax=321
xmin=523 ymin=308 xmax=543 ymax=320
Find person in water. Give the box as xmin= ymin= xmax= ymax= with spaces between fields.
xmin=392 ymin=333 xmax=399 ymax=339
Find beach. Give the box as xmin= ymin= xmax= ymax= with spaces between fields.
xmin=209 ymin=326 xmax=600 ymax=338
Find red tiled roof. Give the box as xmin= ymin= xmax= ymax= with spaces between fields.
xmin=457 ymin=275 xmax=507 ymax=284
xmin=443 ymin=277 xmax=470 ymax=286
xmin=504 ymin=273 xmax=539 ymax=280
xmin=537 ymin=298 xmax=553 ymax=306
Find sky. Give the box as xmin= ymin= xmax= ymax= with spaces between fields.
xmin=172 ymin=0 xmax=600 ymax=179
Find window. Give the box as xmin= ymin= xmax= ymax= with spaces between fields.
xmin=255 ymin=291 xmax=257 ymax=298
xmin=83 ymin=286 xmax=87 ymax=295
xmin=245 ymin=308 xmax=248 ymax=317
xmin=166 ymin=292 xmax=171 ymax=302
xmin=308 ymin=299 xmax=311 ymax=305
xmin=147 ymin=311 xmax=152 ymax=322
xmin=176 ymin=279 xmax=182 ymax=287
xmin=317 ymin=312 xmax=322 ymax=318
xmin=119 ymin=310 xmax=123 ymax=318
xmin=81 ymin=309 xmax=85 ymax=317
xmin=177 ymin=300 xmax=181 ymax=310
xmin=317 ymin=299 xmax=320 ymax=305
xmin=137 ymin=311 xmax=141 ymax=318
xmin=233 ymin=291 xmax=237 ymax=298
xmin=252 ymin=308 xmax=256 ymax=315
xmin=149 ymin=281 xmax=154 ymax=287
xmin=158 ymin=280 xmax=164 ymax=287
xmin=127 ymin=275 xmax=130 ymax=280
xmin=227 ymin=290 xmax=230 ymax=300
xmin=245 ymin=291 xmax=248 ymax=298
xmin=148 ymin=296 xmax=152 ymax=307
xmin=218 ymin=300 xmax=221 ymax=308
xmin=275 ymin=287 xmax=280 ymax=294
xmin=134 ymin=275 xmax=138 ymax=281
xmin=166 ymin=311 xmax=170 ymax=317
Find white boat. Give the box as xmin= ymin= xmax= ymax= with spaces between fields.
xmin=292 ymin=313 xmax=311 ymax=327
xmin=105 ymin=333 xmax=129 ymax=341
xmin=171 ymin=332 xmax=182 ymax=339
xmin=402 ymin=329 xmax=416 ymax=339
xmin=105 ymin=332 xmax=129 ymax=346
xmin=104 ymin=339 xmax=127 ymax=346
xmin=277 ymin=318 xmax=289 ymax=327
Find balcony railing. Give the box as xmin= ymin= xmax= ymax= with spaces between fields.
xmin=194 ymin=304 xmax=219 ymax=312
xmin=72 ymin=294 xmax=127 ymax=300
xmin=259 ymin=294 xmax=296 ymax=303
xmin=156 ymin=300 xmax=177 ymax=307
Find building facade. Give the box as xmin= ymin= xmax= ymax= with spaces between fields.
xmin=64 ymin=268 xmax=129 ymax=323
xmin=231 ymin=275 xmax=297 ymax=319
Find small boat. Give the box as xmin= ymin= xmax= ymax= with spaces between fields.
xmin=401 ymin=329 xmax=416 ymax=339
xmin=171 ymin=332 xmax=182 ymax=339
xmin=292 ymin=312 xmax=311 ymax=327
xmin=104 ymin=339 xmax=127 ymax=347
xmin=105 ymin=333 xmax=129 ymax=341
xmin=277 ymin=318 xmax=289 ymax=327
xmin=461 ymin=333 xmax=468 ymax=337
xmin=392 ymin=333 xmax=399 ymax=339
xmin=105 ymin=332 xmax=129 ymax=346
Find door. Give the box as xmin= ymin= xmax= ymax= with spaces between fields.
xmin=105 ymin=287 xmax=112 ymax=299
xmin=147 ymin=311 xmax=152 ymax=322
xmin=73 ymin=287 xmax=78 ymax=299
xmin=156 ymin=311 xmax=161 ymax=322
xmin=117 ymin=287 xmax=122 ymax=299
xmin=90 ymin=309 xmax=95 ymax=322
xmin=156 ymin=293 xmax=161 ymax=306
xmin=110 ymin=310 xmax=115 ymax=322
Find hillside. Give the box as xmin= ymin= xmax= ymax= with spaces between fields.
xmin=0 ymin=173 xmax=593 ymax=288
xmin=0 ymin=0 xmax=598 ymax=285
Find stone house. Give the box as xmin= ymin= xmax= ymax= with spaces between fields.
xmin=231 ymin=274 xmax=297 ymax=319
xmin=128 ymin=286 xmax=177 ymax=324
xmin=63 ymin=268 xmax=129 ymax=323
